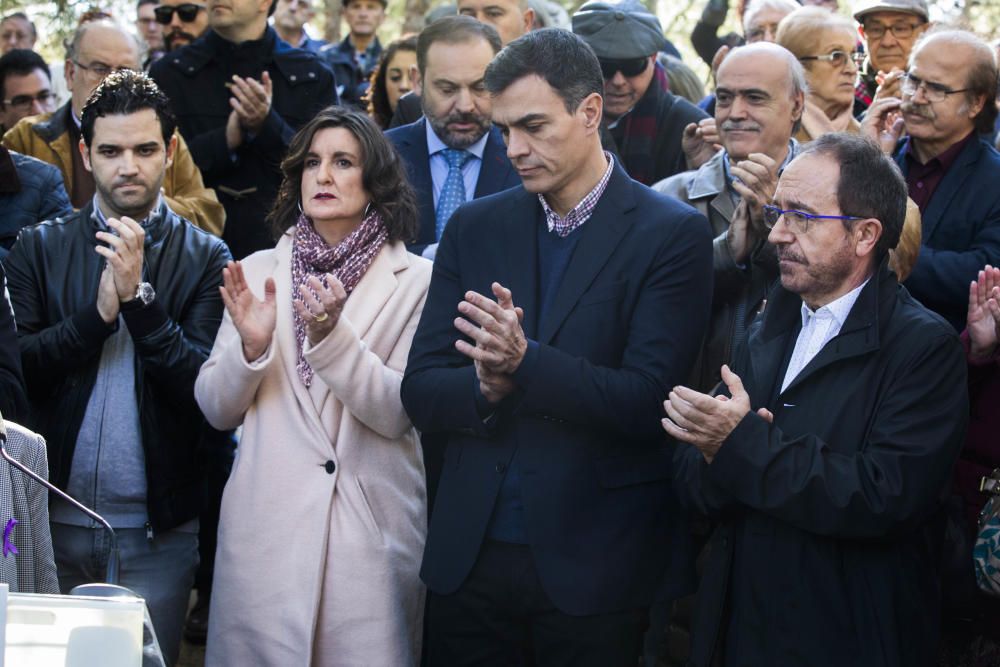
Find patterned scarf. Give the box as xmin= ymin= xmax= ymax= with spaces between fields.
xmin=608 ymin=62 xmax=671 ymax=186
xmin=291 ymin=209 xmax=388 ymax=386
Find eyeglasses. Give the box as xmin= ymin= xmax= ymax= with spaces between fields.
xmin=598 ymin=57 xmax=649 ymax=79
xmin=72 ymin=60 xmax=133 ymax=79
xmin=798 ymin=50 xmax=852 ymax=68
xmin=900 ymin=72 xmax=970 ymax=103
xmin=862 ymin=21 xmax=922 ymax=41
xmin=154 ymin=3 xmax=206 ymax=24
xmin=1 ymin=90 xmax=55 ymax=111
xmin=763 ymin=205 xmax=861 ymax=234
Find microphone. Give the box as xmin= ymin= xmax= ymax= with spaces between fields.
xmin=0 ymin=415 xmax=120 ymax=585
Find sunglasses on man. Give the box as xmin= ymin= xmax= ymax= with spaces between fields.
xmin=154 ymin=3 xmax=206 ymax=24
xmin=598 ymin=57 xmax=649 ymax=80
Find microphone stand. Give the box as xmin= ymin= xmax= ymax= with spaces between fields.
xmin=0 ymin=429 xmax=120 ymax=585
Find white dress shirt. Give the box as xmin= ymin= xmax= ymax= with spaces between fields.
xmin=781 ymin=278 xmax=870 ymax=393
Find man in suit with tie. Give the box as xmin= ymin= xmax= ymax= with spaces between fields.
xmin=386 ymin=16 xmax=520 ymax=259
xmin=862 ymin=28 xmax=1000 ymax=329
xmin=401 ymin=28 xmax=713 ymax=664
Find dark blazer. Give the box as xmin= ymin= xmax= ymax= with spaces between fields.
xmin=401 ymin=161 xmax=714 ymax=615
xmin=676 ymin=261 xmax=968 ymax=667
xmin=386 ymin=119 xmax=521 ymax=254
xmin=150 ymin=27 xmax=337 ymax=259
xmin=895 ymin=136 xmax=1000 ymax=329
xmin=388 ymin=91 xmax=423 ymax=129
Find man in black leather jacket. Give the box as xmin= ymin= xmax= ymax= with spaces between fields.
xmin=4 ymin=70 xmax=231 ymax=666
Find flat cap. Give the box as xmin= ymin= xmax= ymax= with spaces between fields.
xmin=852 ymin=0 xmax=929 ymax=22
xmin=572 ymin=0 xmax=667 ymax=60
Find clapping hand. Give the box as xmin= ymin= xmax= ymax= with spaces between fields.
xmin=293 ymin=274 xmax=347 ymax=346
xmin=967 ymin=265 xmax=1000 ymax=361
xmin=95 ymin=216 xmax=145 ymax=304
xmin=727 ymin=152 xmax=779 ymax=263
xmin=682 ymin=118 xmax=723 ymax=170
xmin=229 ymin=72 xmax=273 ymax=135
xmin=454 ymin=282 xmax=526 ymax=404
xmin=219 ymin=261 xmax=277 ymax=362
xmin=860 ymin=96 xmax=905 ymax=155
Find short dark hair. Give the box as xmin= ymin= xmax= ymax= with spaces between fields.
xmin=1 ymin=12 xmax=36 ymax=40
xmin=484 ymin=28 xmax=603 ymax=114
xmin=416 ymin=16 xmax=501 ymax=77
xmin=136 ymin=0 xmax=158 ymax=8
xmin=80 ymin=69 xmax=176 ymax=146
xmin=798 ymin=133 xmax=907 ymax=260
xmin=268 ymin=106 xmax=419 ymax=243
xmin=0 ymin=48 xmax=50 ymax=100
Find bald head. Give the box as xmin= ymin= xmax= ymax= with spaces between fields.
xmin=715 ymin=42 xmax=806 ymax=162
xmin=66 ymin=21 xmax=142 ymax=116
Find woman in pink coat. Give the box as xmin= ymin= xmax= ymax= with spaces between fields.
xmin=195 ymin=107 xmax=431 ymax=666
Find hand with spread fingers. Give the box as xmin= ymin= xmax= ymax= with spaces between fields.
xmin=94 ymin=216 xmax=145 ymax=303
xmin=230 ymin=72 xmax=274 ymax=134
xmin=860 ymin=96 xmax=905 ymax=155
xmin=682 ymin=117 xmax=723 ymax=170
xmin=967 ymin=265 xmax=1000 ymax=361
xmin=293 ymin=273 xmax=347 ymax=346
xmin=220 ymin=260 xmax=277 ymax=362
xmin=661 ymin=364 xmax=772 ymax=463
xmin=453 ymin=281 xmax=527 ymax=376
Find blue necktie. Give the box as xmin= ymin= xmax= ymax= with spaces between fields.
xmin=435 ymin=148 xmax=472 ymax=241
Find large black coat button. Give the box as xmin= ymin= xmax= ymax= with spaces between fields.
xmin=324 ymin=460 xmax=336 ymax=474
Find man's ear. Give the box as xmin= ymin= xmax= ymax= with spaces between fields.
xmin=854 ymin=217 xmax=883 ymax=258
xmin=522 ymin=7 xmax=535 ymax=33
xmin=411 ymin=65 xmax=422 ymax=96
xmin=79 ymin=137 xmax=92 ymax=173
xmin=165 ymin=132 xmax=177 ymax=169
xmin=578 ymin=91 xmax=604 ymax=133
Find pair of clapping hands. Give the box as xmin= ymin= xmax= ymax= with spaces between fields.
xmin=224 ymin=72 xmax=273 ymax=150
xmin=95 ymin=217 xmax=146 ymax=324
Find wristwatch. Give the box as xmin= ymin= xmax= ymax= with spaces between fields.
xmin=122 ymin=282 xmax=156 ymax=310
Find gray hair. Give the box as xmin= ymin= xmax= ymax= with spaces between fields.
xmin=743 ymin=0 xmax=799 ymax=34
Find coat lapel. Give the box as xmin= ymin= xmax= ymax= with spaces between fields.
xmin=474 ymin=127 xmax=516 ymax=198
xmin=271 ymin=235 xmax=330 ymax=439
xmin=503 ymin=189 xmax=540 ymax=338
xmin=537 ymin=163 xmax=634 ymax=344
xmin=341 ymin=240 xmax=405 ymax=340
xmin=398 ymin=120 xmax=436 ymax=246
xmin=897 ymin=137 xmax=981 ymax=242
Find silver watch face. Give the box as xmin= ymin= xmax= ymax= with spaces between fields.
xmin=136 ymin=282 xmax=156 ymax=305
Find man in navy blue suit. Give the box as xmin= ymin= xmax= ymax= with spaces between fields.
xmin=863 ymin=28 xmax=1000 ymax=329
xmin=386 ymin=16 xmax=520 ymax=258
xmin=401 ymin=28 xmax=713 ymax=665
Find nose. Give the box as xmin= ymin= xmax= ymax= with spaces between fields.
xmin=170 ymin=12 xmax=184 ymax=28
xmin=454 ymin=87 xmax=474 ymax=113
xmin=767 ymin=216 xmax=793 ymax=245
xmin=30 ymin=98 xmax=45 ymax=114
xmin=728 ymin=95 xmax=749 ymax=119
xmin=763 ymin=26 xmax=776 ymax=42
xmin=316 ymin=159 xmax=334 ymax=184
xmin=880 ymin=30 xmax=899 ymax=48
xmin=505 ymin=130 xmax=529 ymax=161
xmin=119 ymin=150 xmax=139 ymax=175
xmin=607 ymin=70 xmax=626 ymax=87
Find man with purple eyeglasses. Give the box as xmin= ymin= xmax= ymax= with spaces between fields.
xmin=665 ymin=132 xmax=967 ymax=667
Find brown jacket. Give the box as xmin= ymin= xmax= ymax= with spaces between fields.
xmin=2 ymin=103 xmax=224 ymax=236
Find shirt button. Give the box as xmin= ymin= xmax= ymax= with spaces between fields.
xmin=324 ymin=460 xmax=336 ymax=474
xmin=495 ymin=462 xmax=505 ymax=474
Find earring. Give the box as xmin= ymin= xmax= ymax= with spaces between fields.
xmin=363 ymin=201 xmax=373 ymax=218
xmin=297 ymin=200 xmax=304 ymax=214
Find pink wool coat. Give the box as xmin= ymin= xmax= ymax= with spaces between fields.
xmin=195 ymin=234 xmax=431 ymax=666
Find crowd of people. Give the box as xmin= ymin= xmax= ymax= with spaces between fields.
xmin=0 ymin=0 xmax=997 ymax=665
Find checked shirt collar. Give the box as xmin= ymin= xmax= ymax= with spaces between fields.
xmin=538 ymin=152 xmax=615 ymax=238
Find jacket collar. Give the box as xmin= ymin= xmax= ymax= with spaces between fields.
xmin=752 ymin=256 xmax=896 ymax=396
xmin=686 ymin=150 xmax=728 ymax=200
xmin=81 ymin=197 xmax=174 ymax=244
xmin=32 ymin=103 xmax=72 ymax=144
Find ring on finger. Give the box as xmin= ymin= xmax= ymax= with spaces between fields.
xmin=313 ymin=311 xmax=329 ymax=323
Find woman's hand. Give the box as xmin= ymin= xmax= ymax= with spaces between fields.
xmin=293 ymin=274 xmax=347 ymax=347
xmin=967 ymin=265 xmax=1000 ymax=361
xmin=219 ymin=261 xmax=276 ymax=362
